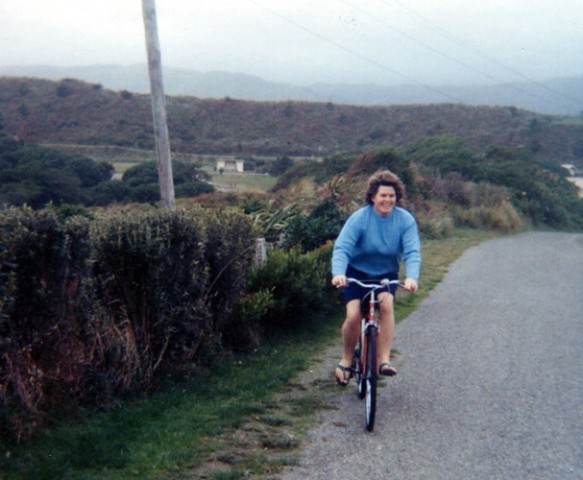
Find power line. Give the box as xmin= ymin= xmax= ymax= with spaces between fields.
xmin=340 ymin=0 xmax=506 ymax=84
xmin=380 ymin=0 xmax=583 ymax=107
xmin=248 ymin=0 xmax=580 ymax=113
xmin=342 ymin=0 xmax=578 ymax=112
xmin=246 ymin=0 xmax=463 ymax=103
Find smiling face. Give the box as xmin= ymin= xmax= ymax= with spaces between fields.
xmin=372 ymin=185 xmax=397 ymax=217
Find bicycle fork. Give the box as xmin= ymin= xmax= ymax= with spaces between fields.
xmin=358 ymin=289 xmax=379 ymax=383
xmin=361 ymin=297 xmax=379 ymax=431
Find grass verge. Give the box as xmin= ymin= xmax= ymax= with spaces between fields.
xmin=1 ymin=228 xmax=498 ymax=480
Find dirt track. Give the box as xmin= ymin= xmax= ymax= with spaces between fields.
xmin=279 ymin=232 xmax=583 ymax=480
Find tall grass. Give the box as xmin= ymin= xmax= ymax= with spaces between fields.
xmin=1 ymin=323 xmax=340 ymax=479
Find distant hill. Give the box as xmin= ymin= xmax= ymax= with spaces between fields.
xmin=1 ymin=76 xmax=582 ymax=166
xmin=1 ymin=64 xmax=582 ymax=116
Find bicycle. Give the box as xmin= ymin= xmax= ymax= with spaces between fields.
xmin=347 ymin=277 xmax=404 ymax=432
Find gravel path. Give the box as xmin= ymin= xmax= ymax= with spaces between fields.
xmin=279 ymin=232 xmax=583 ymax=480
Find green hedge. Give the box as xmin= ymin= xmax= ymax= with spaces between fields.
xmin=0 ymin=205 xmax=256 ymax=443
xmin=201 ymin=208 xmax=256 ymax=352
xmin=0 ymin=207 xmax=94 ymax=441
xmin=0 ymin=204 xmax=335 ymax=444
xmin=246 ymin=242 xmax=339 ymax=331
xmin=87 ymin=209 xmax=212 ymax=394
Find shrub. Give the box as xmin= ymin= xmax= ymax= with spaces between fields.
xmin=122 ymin=160 xmax=215 ymax=202
xmin=55 ymin=203 xmax=94 ymax=221
xmin=0 ymin=205 xmax=258 ymax=443
xmin=271 ymin=163 xmax=315 ymax=191
xmin=283 ymin=198 xmax=347 ymax=251
xmin=199 ymin=208 xmax=256 ymax=352
xmin=453 ymin=201 xmax=522 ymax=232
xmin=246 ymin=246 xmax=332 ymax=331
xmin=0 ymin=136 xmax=531 ymax=446
xmin=470 ymin=182 xmax=510 ymax=208
xmin=310 ymin=241 xmax=341 ymax=313
xmin=227 ymin=289 xmax=275 ymax=351
xmin=250 ymin=202 xmax=300 ymax=244
xmin=408 ymin=138 xmax=583 ymax=230
xmin=0 ymin=136 xmax=115 ymax=209
xmin=423 ymin=171 xmax=472 ymax=206
xmin=415 ymin=203 xmax=455 ymax=239
xmin=0 ymin=207 xmax=92 ymax=442
xmin=88 ymin=208 xmax=210 ymax=391
xmin=313 ymin=154 xmax=353 ymax=184
xmin=129 ymin=183 xmax=160 ymax=203
xmin=175 ymin=181 xmax=215 ymax=198
xmin=90 ymin=180 xmax=132 ymax=206
xmin=268 ymin=156 xmax=293 ymax=176
xmin=347 ymin=148 xmax=418 ymax=198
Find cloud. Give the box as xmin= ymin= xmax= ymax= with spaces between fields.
xmin=1 ymin=0 xmax=582 ymax=86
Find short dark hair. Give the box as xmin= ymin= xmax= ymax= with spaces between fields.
xmin=365 ymin=170 xmax=406 ymax=205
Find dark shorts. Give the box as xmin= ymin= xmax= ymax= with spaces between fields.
xmin=343 ymin=265 xmax=399 ymax=305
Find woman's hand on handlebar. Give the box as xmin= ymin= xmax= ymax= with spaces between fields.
xmin=332 ymin=275 xmax=348 ymax=288
xmin=403 ymin=278 xmax=418 ymax=293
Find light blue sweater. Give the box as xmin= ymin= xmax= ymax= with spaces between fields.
xmin=332 ymin=205 xmax=421 ymax=280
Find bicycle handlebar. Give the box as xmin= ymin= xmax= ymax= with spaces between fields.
xmin=346 ymin=277 xmax=405 ymax=289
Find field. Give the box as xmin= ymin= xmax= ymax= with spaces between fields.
xmin=206 ymin=172 xmax=277 ymax=192
xmin=41 ymin=143 xmax=280 ymax=191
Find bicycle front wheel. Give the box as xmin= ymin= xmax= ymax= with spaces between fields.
xmin=355 ymin=337 xmax=366 ymax=399
xmin=365 ymin=326 xmax=378 ymax=432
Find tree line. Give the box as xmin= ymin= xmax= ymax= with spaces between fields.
xmin=0 ymin=134 xmax=214 ymax=210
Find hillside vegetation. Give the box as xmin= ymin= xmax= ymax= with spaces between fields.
xmin=1 ymin=77 xmax=583 ymax=166
xmin=3 ymin=65 xmax=583 ymax=116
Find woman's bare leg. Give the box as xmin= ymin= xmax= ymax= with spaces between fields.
xmin=378 ymin=292 xmax=397 ymax=375
xmin=335 ymin=300 xmax=361 ymax=383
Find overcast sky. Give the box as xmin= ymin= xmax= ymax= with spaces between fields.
xmin=1 ymin=0 xmax=582 ymax=86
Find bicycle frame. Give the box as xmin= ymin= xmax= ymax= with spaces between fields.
xmin=347 ymin=277 xmax=403 ymax=432
xmin=359 ymin=283 xmax=380 ymax=390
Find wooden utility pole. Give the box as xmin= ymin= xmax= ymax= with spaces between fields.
xmin=141 ymin=0 xmax=175 ymax=209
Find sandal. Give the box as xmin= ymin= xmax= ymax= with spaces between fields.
xmin=379 ymin=362 xmax=397 ymax=377
xmin=335 ymin=364 xmax=353 ymax=386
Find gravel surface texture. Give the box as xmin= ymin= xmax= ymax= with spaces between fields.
xmin=279 ymin=232 xmax=583 ymax=480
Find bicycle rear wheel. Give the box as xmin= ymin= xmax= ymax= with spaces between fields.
xmin=365 ymin=326 xmax=378 ymax=432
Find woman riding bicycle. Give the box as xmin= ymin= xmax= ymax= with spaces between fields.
xmin=331 ymin=170 xmax=421 ymax=385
